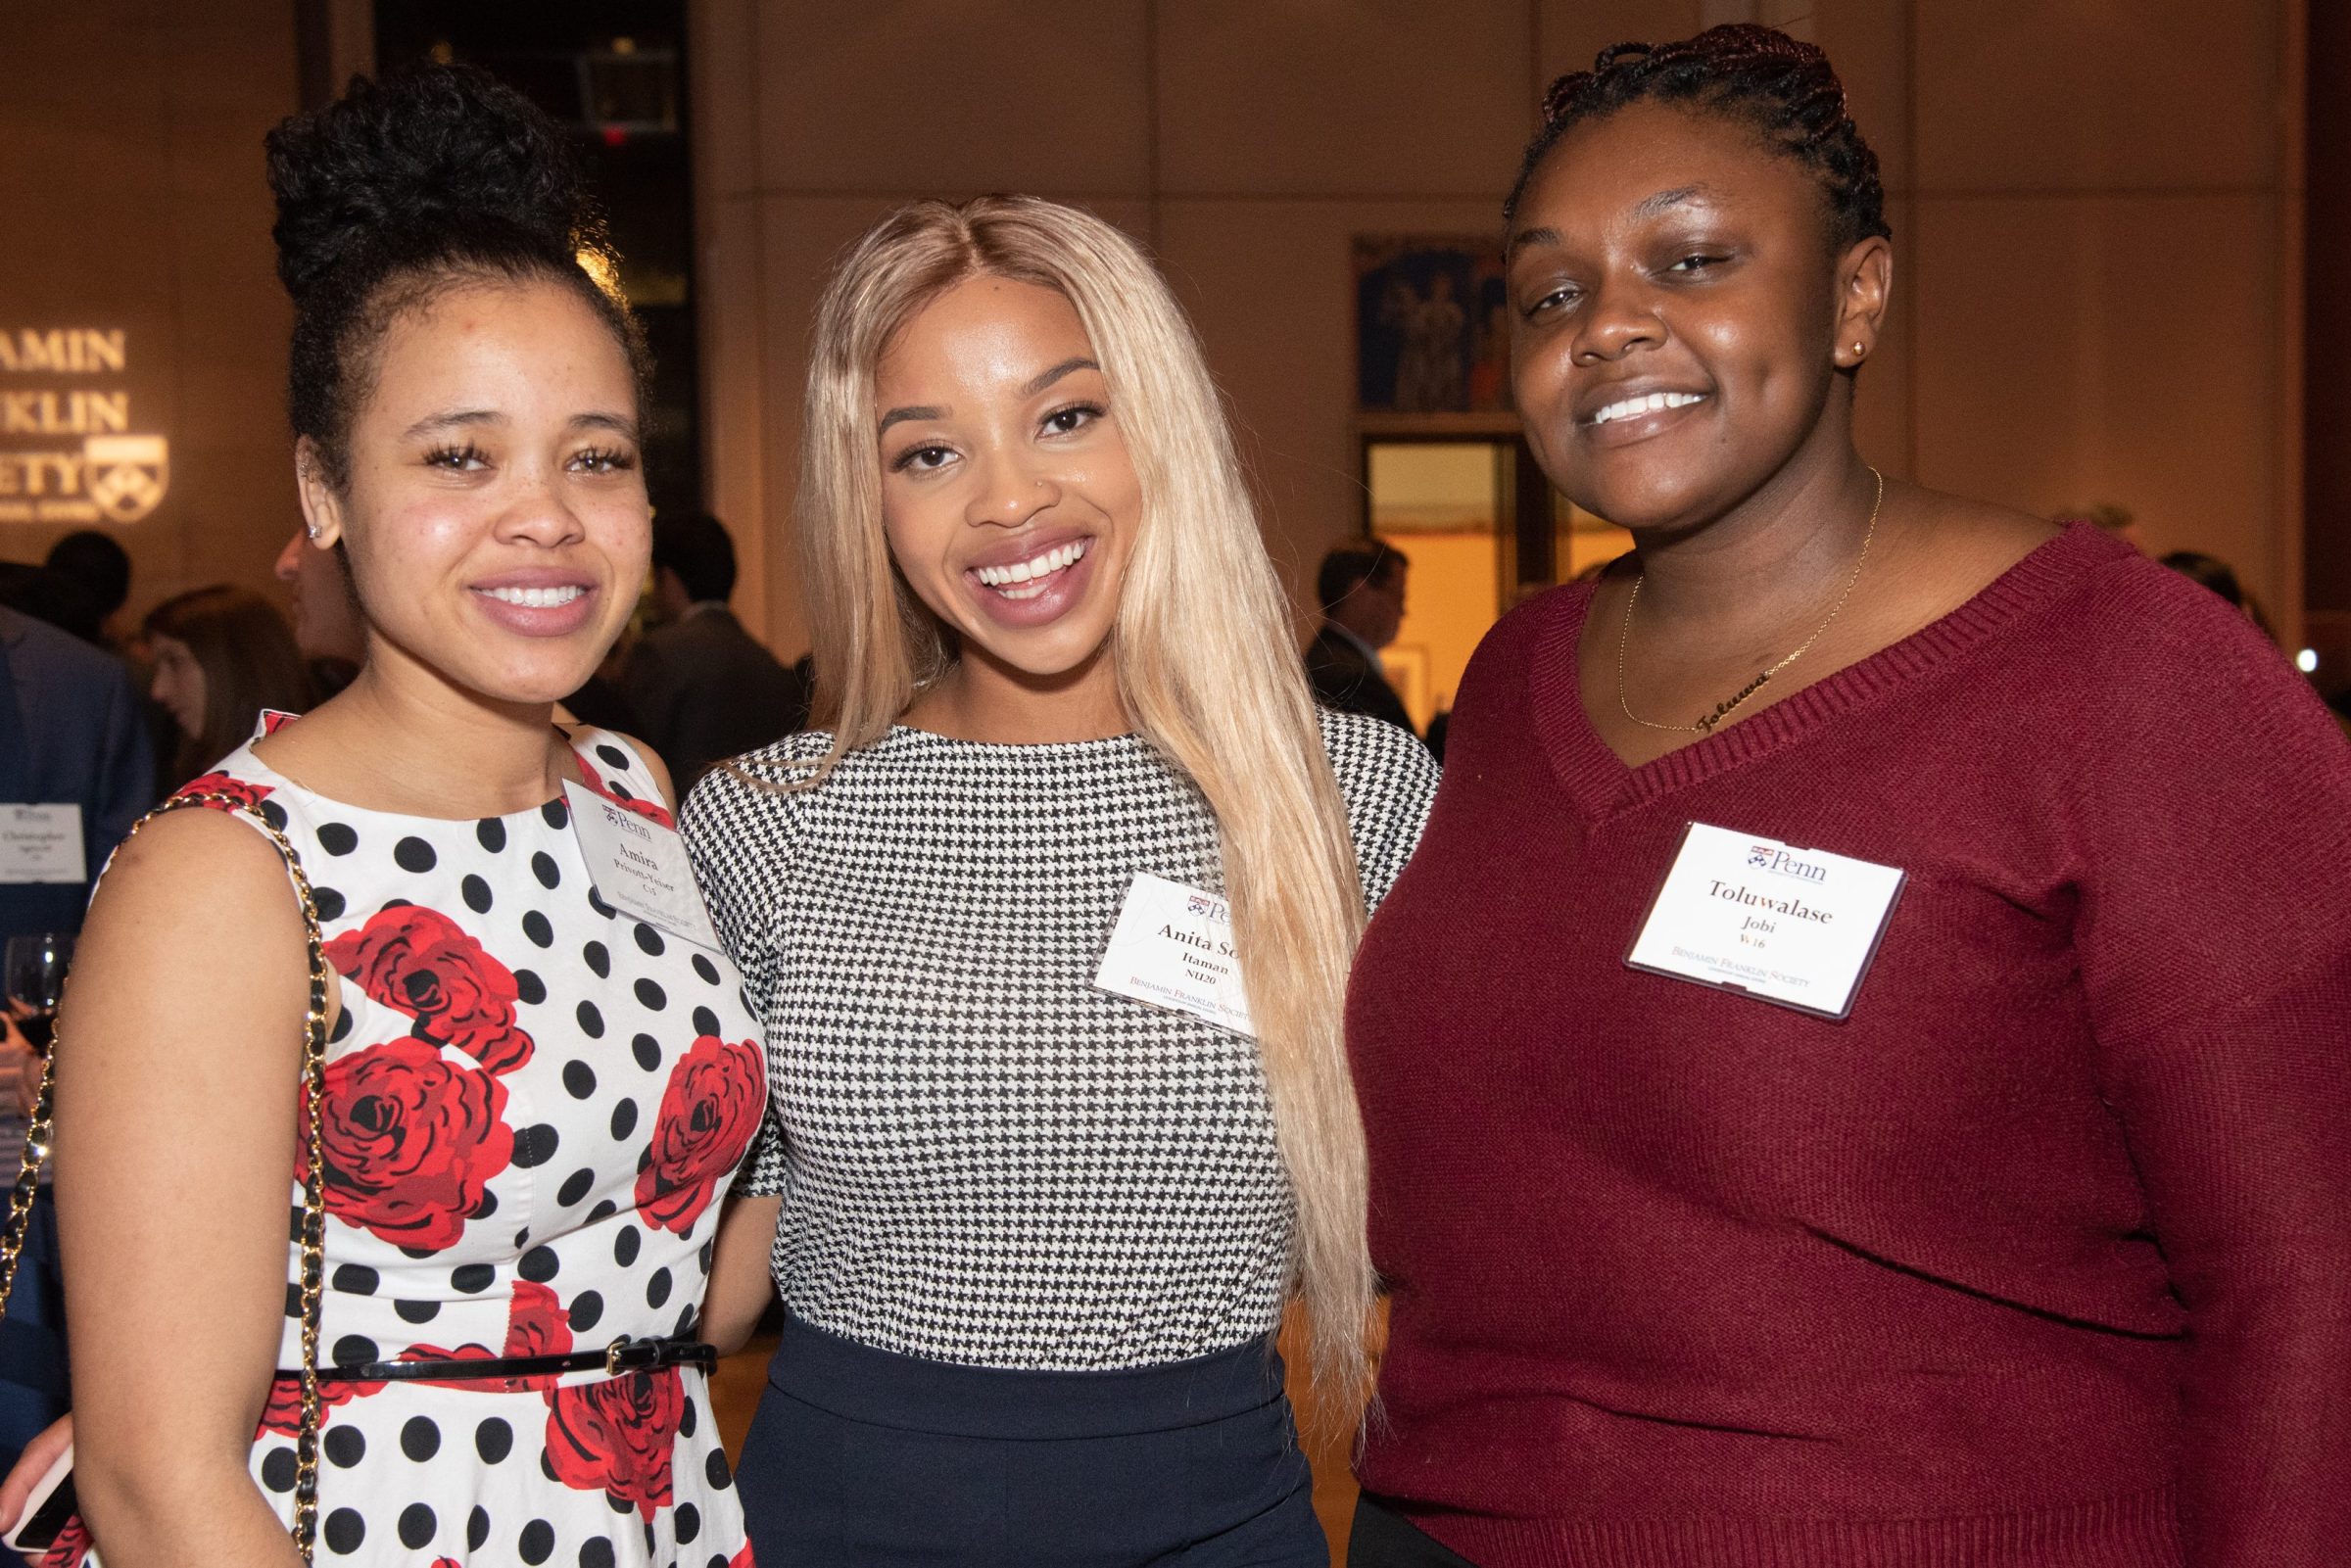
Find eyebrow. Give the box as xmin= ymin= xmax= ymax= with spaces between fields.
xmin=401 ymin=408 xmax=641 ymax=442
xmin=1506 ymin=225 xmax=1562 ymax=259
xmin=1021 ymin=356 xmax=1099 ymax=398
xmin=1632 ymin=183 xmax=1710 ymax=218
xmin=877 ymin=404 xmax=944 ymax=437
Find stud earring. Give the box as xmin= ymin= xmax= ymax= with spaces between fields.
xmin=1852 ymin=342 xmax=1867 ymax=357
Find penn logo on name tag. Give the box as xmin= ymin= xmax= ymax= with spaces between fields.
xmin=1625 ymin=821 xmax=1904 ymax=1021
xmin=1092 ymin=872 xmax=1256 ymax=1038
xmin=0 ymin=804 xmax=85 ymax=885
xmin=560 ymin=783 xmax=722 ymax=952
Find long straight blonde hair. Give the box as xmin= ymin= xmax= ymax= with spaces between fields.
xmin=794 ymin=196 xmax=1376 ymax=1404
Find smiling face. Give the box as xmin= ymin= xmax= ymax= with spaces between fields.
xmin=874 ymin=276 xmax=1141 ymax=689
xmin=1507 ymin=99 xmax=1884 ymax=532
xmin=297 ymin=276 xmax=647 ymax=707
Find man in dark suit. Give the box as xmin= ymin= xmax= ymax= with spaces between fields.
xmin=621 ymin=513 xmax=811 ymax=787
xmin=1304 ymin=541 xmax=1418 ymax=740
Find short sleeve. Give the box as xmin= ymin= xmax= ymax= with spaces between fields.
xmin=733 ymin=1106 xmax=789 ymax=1199
xmin=680 ymin=739 xmax=822 ymax=1026
xmin=1319 ymin=709 xmax=1441 ymax=914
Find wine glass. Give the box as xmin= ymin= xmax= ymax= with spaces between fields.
xmin=4 ymin=931 xmax=72 ymax=1057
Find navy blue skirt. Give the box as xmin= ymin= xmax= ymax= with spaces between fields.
xmin=737 ymin=1316 xmax=1326 ymax=1566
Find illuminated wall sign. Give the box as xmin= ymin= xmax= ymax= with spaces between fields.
xmin=0 ymin=328 xmax=169 ymax=525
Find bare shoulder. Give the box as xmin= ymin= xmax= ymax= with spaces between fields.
xmin=83 ymin=807 xmax=305 ymax=965
xmin=1909 ymin=485 xmax=2060 ymax=575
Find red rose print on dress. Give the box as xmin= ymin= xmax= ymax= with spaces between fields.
xmin=576 ymin=759 xmax=676 ymax=830
xmin=543 ymin=1366 xmax=685 ymax=1521
xmin=728 ymin=1545 xmax=754 ymax=1568
xmin=257 ymin=1371 xmax=384 ymax=1437
xmin=634 ymin=1035 xmax=764 ymax=1234
xmin=172 ymin=771 xmax=275 ymax=814
xmin=35 ymin=1513 xmax=90 ymax=1568
xmin=305 ymin=1037 xmax=515 ymax=1250
xmin=324 ymin=905 xmax=536 ymax=1073
xmin=399 ymin=1280 xmax=574 ymax=1392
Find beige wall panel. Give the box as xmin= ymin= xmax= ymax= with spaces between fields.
xmin=1156 ymin=0 xmax=1531 ymax=198
xmin=749 ymin=4 xmax=1152 ymax=198
xmin=1913 ymin=0 xmax=2279 ymax=193
xmin=1157 ymin=196 xmax=1504 ymax=624
xmin=1911 ymin=194 xmax=2284 ymax=604
xmin=692 ymin=0 xmax=765 ymax=202
xmin=1812 ymin=0 xmax=1910 ymax=192
xmin=696 ymin=194 xmax=775 ymax=641
xmin=1536 ymin=0 xmax=1702 ymax=82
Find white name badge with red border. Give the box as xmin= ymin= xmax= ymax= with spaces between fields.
xmin=561 ymin=783 xmax=721 ymax=951
xmin=1093 ymin=873 xmax=1257 ymax=1038
xmin=0 ymin=804 xmax=84 ymax=884
xmin=1625 ymin=822 xmax=1904 ymax=1021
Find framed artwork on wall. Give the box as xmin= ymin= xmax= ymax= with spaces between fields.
xmin=1352 ymin=235 xmax=1511 ymax=416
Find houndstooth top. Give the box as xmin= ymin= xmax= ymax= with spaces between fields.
xmin=680 ymin=709 xmax=1438 ymax=1370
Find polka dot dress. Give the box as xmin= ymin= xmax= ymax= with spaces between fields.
xmin=68 ymin=723 xmax=765 ymax=1568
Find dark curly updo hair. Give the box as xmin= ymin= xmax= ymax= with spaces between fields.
xmin=1505 ymin=24 xmax=1890 ymax=253
xmin=266 ymin=65 xmax=648 ymax=490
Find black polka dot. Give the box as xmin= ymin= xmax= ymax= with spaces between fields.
xmin=324 ymin=1507 xmax=365 ymax=1554
xmin=323 ymin=1424 xmax=365 ymax=1468
xmin=576 ymin=1000 xmax=605 ymax=1038
xmin=646 ymin=1267 xmax=673 ymax=1308
xmin=331 ymin=1334 xmax=378 ymax=1367
xmin=381 ymin=896 xmax=413 ymax=911
xmin=513 ymin=1123 xmax=560 ymax=1167
xmin=675 ymin=1301 xmax=699 ymax=1337
xmin=393 ymin=836 xmax=437 ymax=874
xmin=631 ymin=1033 xmax=660 ymax=1071
xmin=587 ymin=887 xmax=616 ymax=919
xmin=476 ymin=818 xmax=507 ymax=852
xmin=519 ymin=1517 xmax=555 ymax=1563
xmin=396 ymin=1500 xmax=435 ymax=1548
xmin=395 ymin=1298 xmax=440 ymax=1323
xmin=610 ymin=1491 xmax=634 ymax=1516
xmin=698 ymin=1238 xmax=716 ymax=1274
xmin=613 ymin=1226 xmax=642 ymax=1267
xmin=674 ymin=1500 xmax=700 ymax=1543
xmin=452 ymin=1262 xmax=495 ymax=1294
xmin=692 ymin=953 xmax=721 ymax=985
xmin=514 ymin=969 xmax=547 ymax=1006
xmin=328 ymin=1004 xmax=354 ymax=1043
xmin=397 ymin=1415 xmax=442 ymax=1462
xmin=567 ymin=1290 xmax=604 ymax=1333
xmin=331 ymin=1262 xmax=376 ymax=1295
xmin=583 ymin=940 xmax=610 ymax=978
xmin=634 ymin=977 xmax=667 ymax=1011
xmin=312 ymin=886 xmax=347 ymax=921
xmin=259 ymin=1444 xmax=298 ymax=1493
xmin=315 ymin=822 xmax=358 ymax=856
xmin=595 ymin=743 xmax=630 ymax=770
xmin=515 ymin=1228 xmax=532 ymax=1250
xmin=678 ymin=1399 xmax=698 ymax=1440
xmin=258 ymin=798 xmax=290 ymax=832
xmin=610 ymin=1098 xmax=639 ymax=1140
xmin=283 ymin=1280 xmax=303 ymax=1317
xmin=401 ymin=1244 xmax=437 ymax=1260
xmin=519 ymin=1244 xmax=559 ymax=1282
xmin=705 ymin=1446 xmax=732 ymax=1489
xmin=586 ymin=1198 xmax=618 ymax=1223
xmin=580 ymin=1538 xmax=616 ymax=1568
xmin=563 ymin=1060 xmax=598 ymax=1098
xmin=541 ymin=799 xmax=568 ymax=830
xmin=556 ymin=1167 xmax=596 ymax=1207
xmin=531 ymin=851 xmax=561 ymax=889
xmin=691 ymin=1005 xmax=721 ymax=1037
xmin=461 ymin=875 xmax=493 ymax=914
xmin=473 ymin=1188 xmax=499 ymax=1219
xmin=475 ymin=1416 xmax=513 ymax=1463
xmin=522 ymin=910 xmax=554 ymax=948
xmin=633 ymin=923 xmax=665 ymax=957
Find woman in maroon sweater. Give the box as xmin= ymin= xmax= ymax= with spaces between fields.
xmin=1347 ymin=25 xmax=2351 ymax=1568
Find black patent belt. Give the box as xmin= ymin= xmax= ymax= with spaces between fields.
xmin=289 ymin=1334 xmax=718 ymax=1385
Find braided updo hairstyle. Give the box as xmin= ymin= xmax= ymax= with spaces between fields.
xmin=1505 ymin=24 xmax=1890 ymax=253
xmin=266 ymin=66 xmax=648 ymax=491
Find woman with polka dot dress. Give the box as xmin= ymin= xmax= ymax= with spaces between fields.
xmin=23 ymin=69 xmax=771 ymax=1568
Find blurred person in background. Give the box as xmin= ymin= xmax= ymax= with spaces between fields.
xmin=141 ymin=585 xmax=314 ymax=790
xmin=2160 ymin=549 xmax=2277 ymax=643
xmin=621 ymin=510 xmax=810 ymax=786
xmin=0 ymin=598 xmax=153 ymax=1485
xmin=272 ymin=525 xmax=365 ymax=697
xmin=38 ymin=532 xmax=133 ymax=648
xmin=1306 ymin=541 xmax=1418 ymax=739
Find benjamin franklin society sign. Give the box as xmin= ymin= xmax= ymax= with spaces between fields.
xmin=0 ymin=328 xmax=170 ymax=525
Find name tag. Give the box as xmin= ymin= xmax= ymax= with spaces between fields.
xmin=1093 ymin=873 xmax=1255 ymax=1038
xmin=1625 ymin=822 xmax=1904 ymax=1021
xmin=0 ymin=804 xmax=85 ymax=884
xmin=561 ymin=783 xmax=721 ymax=951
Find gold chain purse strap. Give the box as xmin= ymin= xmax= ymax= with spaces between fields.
xmin=0 ymin=790 xmax=332 ymax=1562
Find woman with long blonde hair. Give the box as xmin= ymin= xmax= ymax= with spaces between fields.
xmin=683 ymin=195 xmax=1437 ymax=1563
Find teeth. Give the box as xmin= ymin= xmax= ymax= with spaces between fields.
xmin=1591 ymin=391 xmax=1705 ymax=425
xmin=480 ymin=585 xmax=586 ymax=608
xmin=974 ymin=539 xmax=1088 ymax=590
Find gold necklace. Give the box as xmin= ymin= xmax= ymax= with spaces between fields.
xmin=1615 ymin=468 xmax=1886 ymax=735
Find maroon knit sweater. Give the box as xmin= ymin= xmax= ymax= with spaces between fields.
xmin=1349 ymin=525 xmax=2351 ymax=1568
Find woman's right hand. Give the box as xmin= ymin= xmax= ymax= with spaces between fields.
xmin=0 ymin=1414 xmax=71 ymax=1535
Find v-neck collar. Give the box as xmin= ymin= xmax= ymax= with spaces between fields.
xmin=1530 ymin=521 xmax=2124 ymax=823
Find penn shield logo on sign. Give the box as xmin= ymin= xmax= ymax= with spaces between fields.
xmin=1747 ymin=843 xmax=1829 ymax=883
xmin=0 ymin=329 xmax=171 ymax=525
